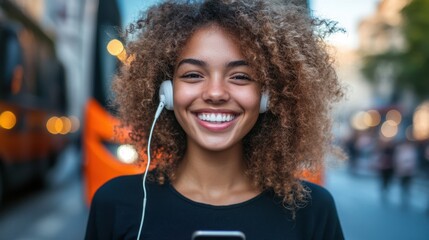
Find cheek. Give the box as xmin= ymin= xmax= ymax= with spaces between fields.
xmin=234 ymin=89 xmax=261 ymax=111
xmin=173 ymin=84 xmax=197 ymax=110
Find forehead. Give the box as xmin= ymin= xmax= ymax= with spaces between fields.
xmin=176 ymin=25 xmax=245 ymax=62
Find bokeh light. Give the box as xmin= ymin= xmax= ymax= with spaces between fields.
xmin=106 ymin=39 xmax=124 ymax=56
xmin=380 ymin=120 xmax=398 ymax=138
xmin=0 ymin=111 xmax=17 ymax=130
xmin=413 ymin=102 xmax=429 ymax=140
xmin=386 ymin=109 xmax=402 ymax=126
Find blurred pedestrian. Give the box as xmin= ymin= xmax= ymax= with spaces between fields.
xmin=345 ymin=130 xmax=359 ymax=174
xmin=376 ymin=141 xmax=395 ymax=203
xmin=425 ymin=142 xmax=429 ymax=215
xmin=394 ymin=140 xmax=418 ymax=209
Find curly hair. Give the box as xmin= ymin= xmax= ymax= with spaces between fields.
xmin=113 ymin=0 xmax=343 ymax=210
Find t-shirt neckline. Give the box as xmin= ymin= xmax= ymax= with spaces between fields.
xmin=167 ymin=183 xmax=267 ymax=210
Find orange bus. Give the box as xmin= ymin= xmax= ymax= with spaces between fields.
xmin=82 ymin=0 xmax=320 ymax=205
xmin=0 ymin=1 xmax=73 ymax=203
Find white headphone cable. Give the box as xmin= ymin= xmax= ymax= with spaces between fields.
xmin=136 ymin=98 xmax=166 ymax=240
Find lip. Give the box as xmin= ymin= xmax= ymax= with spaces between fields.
xmin=192 ymin=108 xmax=238 ymax=114
xmin=192 ymin=109 xmax=240 ymax=132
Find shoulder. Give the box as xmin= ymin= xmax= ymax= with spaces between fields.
xmin=302 ymin=181 xmax=336 ymax=207
xmin=92 ymin=174 xmax=143 ymax=205
xmin=97 ymin=174 xmax=142 ymax=194
xmin=262 ymin=181 xmax=338 ymax=217
xmin=86 ymin=174 xmax=147 ymax=239
xmin=297 ymin=181 xmax=344 ymax=239
xmin=302 ymin=181 xmax=336 ymax=211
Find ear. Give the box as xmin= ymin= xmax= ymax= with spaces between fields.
xmin=159 ymin=80 xmax=174 ymax=110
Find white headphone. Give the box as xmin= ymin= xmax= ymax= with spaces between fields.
xmin=159 ymin=80 xmax=269 ymax=113
xmin=137 ymin=80 xmax=269 ymax=239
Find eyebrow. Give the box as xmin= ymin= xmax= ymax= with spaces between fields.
xmin=176 ymin=58 xmax=249 ymax=69
xmin=226 ymin=60 xmax=248 ymax=68
xmin=176 ymin=58 xmax=206 ymax=69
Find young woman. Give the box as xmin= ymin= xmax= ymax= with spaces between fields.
xmin=85 ymin=0 xmax=345 ymax=239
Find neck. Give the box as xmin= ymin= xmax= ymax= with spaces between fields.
xmin=178 ymin=142 xmax=245 ymax=189
xmin=172 ymin=141 xmax=259 ymax=205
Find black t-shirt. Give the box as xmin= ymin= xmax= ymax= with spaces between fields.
xmin=85 ymin=174 xmax=344 ymax=240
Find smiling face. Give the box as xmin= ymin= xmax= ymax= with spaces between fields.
xmin=173 ymin=25 xmax=261 ymax=153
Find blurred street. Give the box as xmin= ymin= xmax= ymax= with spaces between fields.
xmin=0 ymin=151 xmax=428 ymax=240
xmin=0 ymin=146 xmax=88 ymax=240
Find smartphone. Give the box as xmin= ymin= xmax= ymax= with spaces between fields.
xmin=192 ymin=230 xmax=246 ymax=240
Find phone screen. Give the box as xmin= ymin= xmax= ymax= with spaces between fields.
xmin=192 ymin=230 xmax=246 ymax=240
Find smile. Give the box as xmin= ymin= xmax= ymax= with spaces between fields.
xmin=197 ymin=113 xmax=236 ymax=123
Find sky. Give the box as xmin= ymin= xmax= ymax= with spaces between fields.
xmin=119 ymin=0 xmax=159 ymax=26
xmin=310 ymin=0 xmax=380 ymax=49
xmin=120 ymin=0 xmax=381 ymax=50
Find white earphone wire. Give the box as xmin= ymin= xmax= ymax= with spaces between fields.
xmin=136 ymin=99 xmax=165 ymax=240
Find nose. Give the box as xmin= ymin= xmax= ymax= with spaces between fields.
xmin=201 ymin=77 xmax=230 ymax=104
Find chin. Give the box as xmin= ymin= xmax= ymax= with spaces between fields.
xmin=199 ymin=140 xmax=240 ymax=152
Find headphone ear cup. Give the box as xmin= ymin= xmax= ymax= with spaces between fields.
xmin=259 ymin=92 xmax=269 ymax=113
xmin=159 ymin=80 xmax=174 ymax=110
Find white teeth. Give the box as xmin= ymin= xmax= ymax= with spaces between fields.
xmin=198 ymin=113 xmax=235 ymax=123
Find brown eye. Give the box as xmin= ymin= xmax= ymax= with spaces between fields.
xmin=182 ymin=73 xmax=203 ymax=79
xmin=178 ymin=72 xmax=204 ymax=83
xmin=232 ymin=74 xmax=251 ymax=80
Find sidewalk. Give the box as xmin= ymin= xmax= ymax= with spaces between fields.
xmin=325 ymin=164 xmax=429 ymax=240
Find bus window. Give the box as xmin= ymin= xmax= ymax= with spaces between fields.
xmin=93 ymin=0 xmax=121 ymax=111
xmin=0 ymin=24 xmax=23 ymax=97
